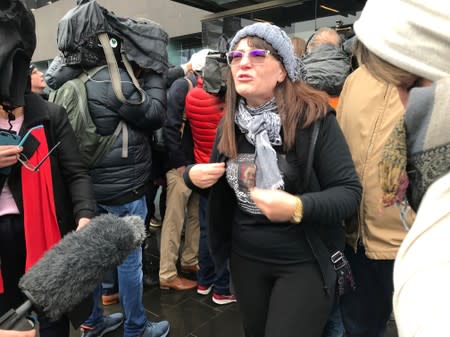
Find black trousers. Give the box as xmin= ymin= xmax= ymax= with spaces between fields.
xmin=145 ymin=181 xmax=167 ymax=226
xmin=340 ymin=244 xmax=394 ymax=337
xmin=231 ymin=252 xmax=333 ymax=337
xmin=0 ymin=214 xmax=69 ymax=337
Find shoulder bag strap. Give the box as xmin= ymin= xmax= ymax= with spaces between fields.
xmin=180 ymin=77 xmax=194 ymax=138
xmin=304 ymin=119 xmax=321 ymax=186
xmin=304 ymin=118 xmax=349 ymax=262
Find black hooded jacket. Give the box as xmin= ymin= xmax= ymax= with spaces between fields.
xmin=85 ymin=67 xmax=166 ymax=204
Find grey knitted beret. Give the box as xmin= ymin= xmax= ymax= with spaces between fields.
xmin=229 ymin=22 xmax=305 ymax=82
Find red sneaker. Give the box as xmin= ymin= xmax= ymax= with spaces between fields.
xmin=212 ymin=293 xmax=237 ymax=305
xmin=197 ymin=284 xmax=213 ymax=295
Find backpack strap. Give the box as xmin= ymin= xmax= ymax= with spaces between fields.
xmin=185 ymin=77 xmax=194 ymax=91
xmin=48 ymin=89 xmax=56 ymax=102
xmin=78 ymin=66 xmax=107 ymax=126
xmin=79 ymin=64 xmax=129 ymax=159
xmin=97 ymin=32 xmax=145 ymax=106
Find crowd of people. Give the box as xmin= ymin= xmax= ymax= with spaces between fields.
xmin=1 ymin=0 xmax=449 ymax=336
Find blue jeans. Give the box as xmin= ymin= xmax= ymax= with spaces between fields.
xmin=340 ymin=244 xmax=393 ymax=337
xmin=84 ymin=197 xmax=148 ymax=337
xmin=101 ymin=270 xmax=118 ymax=296
xmin=322 ymin=302 xmax=345 ymax=337
xmin=197 ymin=195 xmax=230 ymax=295
xmin=99 ymin=202 xmax=118 ymax=296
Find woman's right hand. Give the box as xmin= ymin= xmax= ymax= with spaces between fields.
xmin=189 ymin=163 xmax=226 ymax=188
xmin=0 ymin=145 xmax=22 ymax=168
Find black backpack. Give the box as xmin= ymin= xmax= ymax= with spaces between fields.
xmin=50 ymin=31 xmax=148 ymax=167
xmin=48 ymin=66 xmax=126 ymax=168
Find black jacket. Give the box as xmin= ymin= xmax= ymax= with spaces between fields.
xmin=2 ymin=93 xmax=96 ymax=236
xmin=0 ymin=93 xmax=96 ymax=328
xmin=185 ymin=112 xmax=362 ymax=293
xmin=85 ymin=67 xmax=166 ymax=204
xmin=163 ymin=75 xmax=196 ymax=171
xmin=167 ymin=66 xmax=185 ymax=88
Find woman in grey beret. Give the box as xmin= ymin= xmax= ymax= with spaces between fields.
xmin=183 ymin=22 xmax=361 ymax=337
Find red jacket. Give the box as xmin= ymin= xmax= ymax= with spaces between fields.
xmin=185 ymin=77 xmax=224 ymax=164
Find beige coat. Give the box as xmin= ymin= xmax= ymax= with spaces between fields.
xmin=337 ymin=66 xmax=409 ymax=260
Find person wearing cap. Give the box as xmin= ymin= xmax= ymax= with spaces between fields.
xmin=183 ymin=22 xmax=361 ymax=337
xmin=348 ymin=0 xmax=450 ymax=336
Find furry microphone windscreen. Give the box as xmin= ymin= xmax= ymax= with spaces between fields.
xmin=18 ymin=214 xmax=146 ymax=321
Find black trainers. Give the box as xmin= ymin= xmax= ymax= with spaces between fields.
xmin=80 ymin=313 xmax=124 ymax=337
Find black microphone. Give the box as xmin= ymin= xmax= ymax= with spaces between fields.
xmin=0 ymin=213 xmax=145 ymax=330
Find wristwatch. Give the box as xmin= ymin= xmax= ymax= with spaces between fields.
xmin=290 ymin=196 xmax=303 ymax=224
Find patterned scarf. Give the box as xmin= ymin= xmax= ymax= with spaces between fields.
xmin=235 ymin=98 xmax=284 ymax=190
xmin=379 ymin=77 xmax=450 ymax=220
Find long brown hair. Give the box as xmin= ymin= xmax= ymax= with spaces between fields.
xmin=218 ymin=36 xmax=328 ymax=158
xmin=353 ymin=39 xmax=418 ymax=88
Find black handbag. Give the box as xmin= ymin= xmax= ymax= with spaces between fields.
xmin=305 ymin=119 xmax=356 ymax=298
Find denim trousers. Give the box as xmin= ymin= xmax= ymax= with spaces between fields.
xmin=84 ymin=196 xmax=148 ymax=337
xmin=101 ymin=270 xmax=118 ymax=295
xmin=340 ymin=244 xmax=393 ymax=337
xmin=322 ymin=302 xmax=345 ymax=337
xmin=197 ymin=195 xmax=230 ymax=295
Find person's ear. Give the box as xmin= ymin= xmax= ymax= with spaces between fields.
xmin=277 ymin=69 xmax=287 ymax=83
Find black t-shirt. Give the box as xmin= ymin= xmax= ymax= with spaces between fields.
xmin=226 ymin=134 xmax=314 ymax=264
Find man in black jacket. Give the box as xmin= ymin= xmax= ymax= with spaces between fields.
xmin=74 ymin=31 xmax=170 ymax=337
xmin=44 ymin=6 xmax=171 ymax=335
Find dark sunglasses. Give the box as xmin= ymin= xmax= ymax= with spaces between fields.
xmin=226 ymin=49 xmax=271 ymax=66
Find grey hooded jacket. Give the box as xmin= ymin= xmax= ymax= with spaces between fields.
xmin=302 ymin=44 xmax=351 ymax=97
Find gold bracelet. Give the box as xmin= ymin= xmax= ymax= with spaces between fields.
xmin=290 ymin=196 xmax=303 ymax=224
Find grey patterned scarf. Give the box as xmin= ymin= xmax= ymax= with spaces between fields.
xmin=235 ymin=98 xmax=284 ymax=190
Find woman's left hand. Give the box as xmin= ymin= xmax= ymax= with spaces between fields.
xmin=250 ymin=188 xmax=298 ymax=222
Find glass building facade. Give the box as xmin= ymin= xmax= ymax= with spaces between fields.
xmin=30 ymin=0 xmax=365 ymax=68
xmin=169 ymin=0 xmax=365 ymax=63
